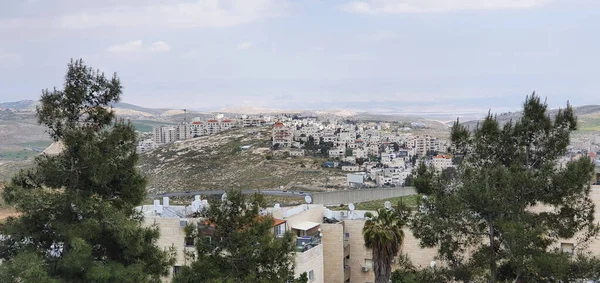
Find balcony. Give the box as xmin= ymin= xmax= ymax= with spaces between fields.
xmin=344 ymin=265 xmax=351 ymax=281
xmin=296 ymin=236 xmax=322 ymax=252
xmin=344 ymin=243 xmax=350 ymax=257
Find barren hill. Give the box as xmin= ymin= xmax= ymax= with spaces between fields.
xmin=138 ymin=127 xmax=348 ymax=194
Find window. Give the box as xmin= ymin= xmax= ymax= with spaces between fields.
xmin=173 ymin=266 xmax=181 ymax=275
xmin=274 ymin=224 xmax=285 ymax=237
xmin=179 ymin=219 xmax=187 ymax=227
xmin=184 ymin=236 xmax=194 ymax=247
xmin=561 ymin=242 xmax=574 ymax=255
xmin=308 ymin=270 xmax=315 ymax=281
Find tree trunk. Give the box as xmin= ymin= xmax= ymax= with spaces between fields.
xmin=373 ymin=250 xmax=392 ymax=283
xmin=489 ymin=216 xmax=496 ymax=283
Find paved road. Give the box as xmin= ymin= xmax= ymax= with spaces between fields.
xmin=148 ymin=189 xmax=311 ymax=198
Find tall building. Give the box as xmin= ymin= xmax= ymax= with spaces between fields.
xmin=272 ymin=122 xmax=293 ymax=147
xmin=411 ymin=135 xmax=440 ymax=156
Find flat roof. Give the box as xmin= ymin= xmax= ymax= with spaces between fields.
xmin=291 ymin=221 xmax=320 ymax=231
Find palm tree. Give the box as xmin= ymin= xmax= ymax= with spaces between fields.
xmin=363 ymin=208 xmax=406 ymax=283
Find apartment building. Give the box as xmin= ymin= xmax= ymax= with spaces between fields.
xmin=152 ymin=124 xmax=189 ymax=144
xmin=429 ymin=154 xmax=453 ymax=171
xmin=189 ymin=121 xmax=205 ymax=137
xmin=411 ymin=135 xmax=440 ymax=156
xmin=272 ymin=122 xmax=293 ymax=147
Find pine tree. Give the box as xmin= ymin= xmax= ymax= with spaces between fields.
xmin=0 ymin=59 xmax=174 ymax=282
xmin=173 ymin=190 xmax=300 ymax=283
xmin=411 ymin=93 xmax=599 ymax=282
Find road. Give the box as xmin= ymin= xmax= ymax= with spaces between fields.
xmin=148 ymin=189 xmax=311 ymax=198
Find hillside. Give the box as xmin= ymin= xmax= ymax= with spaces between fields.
xmin=0 ymin=100 xmax=38 ymax=110
xmin=138 ymin=127 xmax=348 ymax=194
xmin=460 ymin=105 xmax=600 ymax=133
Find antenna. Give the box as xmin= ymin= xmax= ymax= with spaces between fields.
xmin=348 ymin=203 xmax=355 ymax=211
xmin=384 ymin=201 xmax=392 ymax=209
xmin=184 ymin=109 xmax=187 ymax=123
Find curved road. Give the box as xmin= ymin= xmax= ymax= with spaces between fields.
xmin=148 ymin=189 xmax=312 ymax=198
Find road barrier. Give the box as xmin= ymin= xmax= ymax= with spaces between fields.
xmin=311 ymin=187 xmax=417 ymax=205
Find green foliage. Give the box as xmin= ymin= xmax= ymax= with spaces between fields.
xmin=363 ymin=207 xmax=409 ymax=283
xmin=392 ymin=142 xmax=400 ymax=152
xmin=345 ymin=148 xmax=353 ymax=157
xmin=390 ymin=254 xmax=446 ymax=283
xmin=293 ymin=272 xmax=309 ymax=283
xmin=0 ymin=59 xmax=174 ymax=282
xmin=173 ymin=190 xmax=297 ymax=283
xmin=412 ymin=162 xmax=434 ymax=195
xmin=0 ymin=252 xmax=57 ymax=283
xmin=411 ymin=93 xmax=599 ymax=282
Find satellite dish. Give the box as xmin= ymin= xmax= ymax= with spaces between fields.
xmin=384 ymin=201 xmax=392 ymax=209
xmin=274 ymin=203 xmax=281 ymax=209
xmin=221 ymin=193 xmax=228 ymax=201
xmin=348 ymin=203 xmax=355 ymax=211
xmin=305 ymin=195 xmax=312 ymax=204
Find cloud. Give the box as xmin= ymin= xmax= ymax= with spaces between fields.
xmin=341 ymin=0 xmax=550 ymax=14
xmin=57 ymin=0 xmax=286 ymax=29
xmin=106 ymin=40 xmax=171 ymax=54
xmin=236 ymin=41 xmax=253 ymax=50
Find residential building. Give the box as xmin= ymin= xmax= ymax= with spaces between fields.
xmin=289 ymin=149 xmax=305 ymax=157
xmin=329 ymin=147 xmax=346 ymax=158
xmin=429 ymin=154 xmax=453 ymax=171
xmin=189 ymin=121 xmax=205 ymax=137
xmin=272 ymin=122 xmax=293 ymax=147
xmin=206 ymin=119 xmax=220 ymax=135
xmin=411 ymin=135 xmax=440 ymax=156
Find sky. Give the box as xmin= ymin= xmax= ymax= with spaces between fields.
xmin=1 ymin=0 xmax=599 ymax=117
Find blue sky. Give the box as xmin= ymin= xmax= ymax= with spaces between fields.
xmin=1 ymin=0 xmax=599 ymax=116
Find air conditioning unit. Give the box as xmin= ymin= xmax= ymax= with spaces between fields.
xmin=362 ymin=266 xmax=370 ymax=272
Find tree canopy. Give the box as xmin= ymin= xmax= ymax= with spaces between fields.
xmin=0 ymin=59 xmax=174 ymax=282
xmin=173 ymin=190 xmax=302 ymax=283
xmin=411 ymin=93 xmax=599 ymax=282
xmin=363 ymin=206 xmax=409 ymax=283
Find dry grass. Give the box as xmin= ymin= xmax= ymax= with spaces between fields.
xmin=138 ymin=127 xmax=348 ymax=194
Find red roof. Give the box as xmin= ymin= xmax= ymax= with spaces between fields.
xmin=273 ymin=218 xmax=286 ymax=227
xmin=222 ymin=119 xmax=232 ymax=123
xmin=207 ymin=119 xmax=218 ymax=122
xmin=191 ymin=121 xmax=203 ymax=124
xmin=433 ymin=154 xmax=452 ymax=159
xmin=274 ymin=122 xmax=284 ymax=127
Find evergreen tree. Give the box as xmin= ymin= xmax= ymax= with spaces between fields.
xmin=173 ymin=190 xmax=299 ymax=283
xmin=411 ymin=93 xmax=599 ymax=282
xmin=0 ymin=59 xmax=174 ymax=282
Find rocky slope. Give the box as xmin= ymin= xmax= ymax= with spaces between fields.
xmin=138 ymin=127 xmax=348 ymax=194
